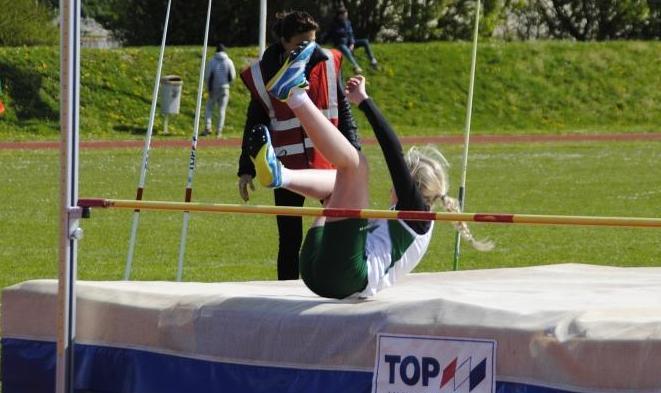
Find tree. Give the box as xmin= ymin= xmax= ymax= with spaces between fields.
xmin=437 ymin=0 xmax=507 ymax=40
xmin=30 ymin=0 xmax=661 ymax=45
xmin=498 ymin=0 xmax=548 ymax=40
xmin=642 ymin=0 xmax=661 ymax=38
xmin=395 ymin=0 xmax=444 ymax=41
xmin=0 ymin=0 xmax=58 ymax=46
xmin=536 ymin=0 xmax=652 ymax=40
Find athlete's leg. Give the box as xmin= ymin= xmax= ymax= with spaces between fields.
xmin=280 ymin=168 xmax=336 ymax=201
xmin=204 ymin=94 xmax=216 ymax=130
xmin=287 ymin=89 xmax=360 ymax=172
xmin=354 ymin=39 xmax=377 ymax=66
xmin=337 ymin=44 xmax=360 ymax=69
xmin=246 ymin=123 xmax=337 ymax=201
xmin=265 ymin=40 xmax=359 ymax=169
xmin=262 ymin=41 xmax=369 ymax=211
xmin=287 ymin=89 xmax=369 ymax=213
xmin=216 ymin=87 xmax=230 ymax=135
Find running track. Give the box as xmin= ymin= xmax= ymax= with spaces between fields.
xmin=0 ymin=132 xmax=659 ymax=150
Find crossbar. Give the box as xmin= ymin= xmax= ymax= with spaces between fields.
xmin=78 ymin=198 xmax=661 ymax=228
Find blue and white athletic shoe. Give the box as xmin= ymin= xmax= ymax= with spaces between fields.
xmin=248 ymin=124 xmax=282 ymax=188
xmin=266 ymin=41 xmax=316 ymax=101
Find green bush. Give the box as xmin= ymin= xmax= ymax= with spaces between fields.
xmin=0 ymin=0 xmax=58 ymax=46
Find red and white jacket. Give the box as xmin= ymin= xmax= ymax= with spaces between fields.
xmin=241 ymin=48 xmax=342 ymax=170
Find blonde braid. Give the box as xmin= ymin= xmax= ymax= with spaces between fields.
xmin=440 ymin=194 xmax=494 ymax=251
xmin=406 ymin=145 xmax=494 ymax=252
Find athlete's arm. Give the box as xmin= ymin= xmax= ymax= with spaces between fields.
xmin=336 ymin=73 xmax=361 ymax=151
xmin=348 ymin=81 xmax=430 ymax=234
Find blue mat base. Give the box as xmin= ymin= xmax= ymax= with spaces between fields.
xmin=2 ymin=338 xmax=574 ymax=393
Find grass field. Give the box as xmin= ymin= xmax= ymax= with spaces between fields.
xmin=0 ymin=40 xmax=659 ymax=294
xmin=2 ymin=140 xmax=659 ymax=291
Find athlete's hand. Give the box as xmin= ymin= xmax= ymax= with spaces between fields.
xmin=238 ymin=174 xmax=255 ymax=201
xmin=344 ymin=75 xmax=368 ymax=105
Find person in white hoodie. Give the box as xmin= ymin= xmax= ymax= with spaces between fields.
xmin=203 ymin=43 xmax=236 ymax=138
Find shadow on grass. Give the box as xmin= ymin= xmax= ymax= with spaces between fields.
xmin=113 ymin=124 xmax=147 ymax=135
xmin=93 ymin=81 xmax=152 ymax=106
xmin=0 ymin=62 xmax=58 ymax=121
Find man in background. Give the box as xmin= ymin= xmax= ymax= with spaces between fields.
xmin=202 ymin=43 xmax=236 ymax=138
xmin=325 ymin=6 xmax=378 ymax=74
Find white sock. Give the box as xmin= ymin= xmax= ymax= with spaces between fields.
xmin=286 ymin=88 xmax=310 ymax=109
xmin=279 ymin=167 xmax=291 ymax=188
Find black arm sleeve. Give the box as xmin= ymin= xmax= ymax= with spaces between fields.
xmin=237 ymin=99 xmax=270 ymax=177
xmin=336 ymin=73 xmax=361 ymax=151
xmin=358 ymin=98 xmax=431 ymax=234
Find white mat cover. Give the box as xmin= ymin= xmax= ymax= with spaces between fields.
xmin=3 ymin=263 xmax=661 ymax=392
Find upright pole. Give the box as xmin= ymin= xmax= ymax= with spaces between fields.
xmin=124 ymin=0 xmax=173 ymax=280
xmin=176 ymin=0 xmax=213 ymax=281
xmin=57 ymin=0 xmax=81 ymax=391
xmin=452 ymin=0 xmax=481 ymax=271
xmin=259 ymin=0 xmax=267 ymax=57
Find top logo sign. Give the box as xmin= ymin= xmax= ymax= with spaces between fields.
xmin=372 ymin=333 xmax=496 ymax=393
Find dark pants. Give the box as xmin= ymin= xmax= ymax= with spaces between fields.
xmin=337 ymin=39 xmax=377 ymax=69
xmin=274 ymin=188 xmax=305 ymax=280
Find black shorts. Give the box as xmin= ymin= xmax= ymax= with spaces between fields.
xmin=299 ymin=219 xmax=369 ymax=299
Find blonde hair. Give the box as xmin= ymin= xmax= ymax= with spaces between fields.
xmin=405 ymin=145 xmax=494 ymax=252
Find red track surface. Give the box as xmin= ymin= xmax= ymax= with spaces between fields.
xmin=0 ymin=132 xmax=659 ymax=150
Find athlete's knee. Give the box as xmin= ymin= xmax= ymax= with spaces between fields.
xmin=330 ymin=146 xmax=362 ymax=173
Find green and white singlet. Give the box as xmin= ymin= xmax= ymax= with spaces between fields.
xmin=357 ymin=218 xmax=434 ymax=297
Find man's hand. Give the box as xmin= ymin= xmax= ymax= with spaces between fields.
xmin=238 ymin=174 xmax=255 ymax=201
xmin=344 ymin=75 xmax=368 ymax=105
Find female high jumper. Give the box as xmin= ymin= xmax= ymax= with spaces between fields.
xmin=248 ymin=41 xmax=493 ymax=299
